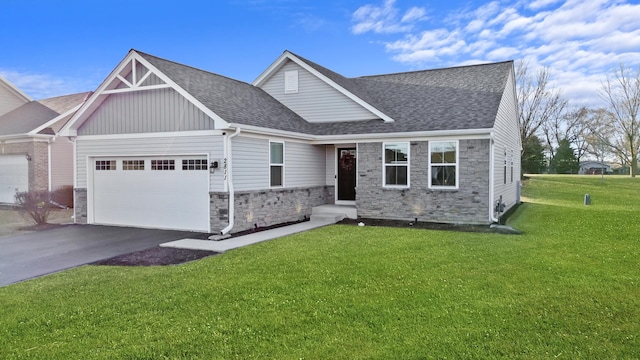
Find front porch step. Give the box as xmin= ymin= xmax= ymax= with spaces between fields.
xmin=311 ymin=204 xmax=357 ymax=222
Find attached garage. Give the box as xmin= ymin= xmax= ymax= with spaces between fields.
xmin=89 ymin=155 xmax=210 ymax=232
xmin=0 ymin=154 xmax=28 ymax=203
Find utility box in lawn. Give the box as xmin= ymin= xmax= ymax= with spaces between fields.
xmin=584 ymin=194 xmax=591 ymax=205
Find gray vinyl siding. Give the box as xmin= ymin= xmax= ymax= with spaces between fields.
xmin=76 ymin=135 xmax=224 ymax=190
xmin=260 ymin=60 xmax=377 ymax=123
xmin=284 ymin=142 xmax=326 ymax=188
xmin=78 ymin=88 xmax=215 ymax=135
xmin=325 ymin=146 xmax=334 ymax=186
xmin=50 ymin=138 xmax=74 ymax=190
xmin=492 ymin=69 xmax=521 ymax=210
xmin=232 ymin=136 xmax=269 ymax=191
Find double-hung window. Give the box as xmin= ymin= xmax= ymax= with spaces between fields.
xmin=383 ymin=142 xmax=409 ymax=187
xmin=270 ymin=141 xmax=284 ymax=187
xmin=429 ymin=141 xmax=458 ymax=189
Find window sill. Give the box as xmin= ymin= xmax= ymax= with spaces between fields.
xmin=383 ymin=185 xmax=410 ymax=190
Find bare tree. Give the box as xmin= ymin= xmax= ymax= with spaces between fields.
xmin=597 ymin=64 xmax=640 ymax=177
xmin=516 ymin=60 xmax=568 ymax=158
xmin=543 ymin=107 xmax=590 ymax=160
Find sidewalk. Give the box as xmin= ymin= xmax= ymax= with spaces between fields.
xmin=160 ymin=218 xmax=336 ymax=253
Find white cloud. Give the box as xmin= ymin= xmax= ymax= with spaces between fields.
xmin=0 ymin=69 xmax=92 ymax=100
xmin=351 ymin=0 xmax=640 ymax=108
xmin=351 ymin=0 xmax=427 ymax=34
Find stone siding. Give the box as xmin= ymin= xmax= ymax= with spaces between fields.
xmin=356 ymin=140 xmax=491 ymax=224
xmin=210 ymin=186 xmax=332 ymax=234
xmin=74 ymin=188 xmax=88 ymax=224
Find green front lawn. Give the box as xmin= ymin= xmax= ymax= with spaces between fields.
xmin=1 ymin=175 xmax=638 ymax=359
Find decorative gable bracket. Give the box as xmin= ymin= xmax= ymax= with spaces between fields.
xmin=102 ymin=57 xmax=171 ymax=94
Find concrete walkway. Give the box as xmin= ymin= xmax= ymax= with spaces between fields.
xmin=161 ymin=218 xmax=337 ymax=253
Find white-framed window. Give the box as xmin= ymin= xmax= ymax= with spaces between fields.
xmin=383 ymin=142 xmax=409 ymax=187
xmin=151 ymin=159 xmax=175 ymax=171
xmin=182 ymin=159 xmax=208 ymax=171
xmin=503 ymin=148 xmax=507 ymax=185
xmin=284 ymin=70 xmax=298 ymax=94
xmin=429 ymin=140 xmax=458 ymax=189
xmin=270 ymin=141 xmax=284 ymax=187
xmin=510 ymin=149 xmax=514 ymax=183
xmin=96 ymin=160 xmax=116 ymax=171
xmin=123 ymin=160 xmax=145 ymax=171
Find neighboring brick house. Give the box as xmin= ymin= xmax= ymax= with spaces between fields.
xmin=0 ymin=83 xmax=91 ymax=203
xmin=61 ymin=49 xmax=520 ymax=233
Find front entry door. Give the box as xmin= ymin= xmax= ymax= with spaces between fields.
xmin=337 ymin=147 xmax=356 ymax=201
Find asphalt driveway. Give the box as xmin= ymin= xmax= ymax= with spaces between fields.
xmin=0 ymin=224 xmax=203 ymax=287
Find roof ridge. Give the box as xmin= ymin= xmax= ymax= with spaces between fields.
xmin=134 ymin=49 xmax=253 ymax=87
xmin=357 ymin=60 xmax=514 ymax=79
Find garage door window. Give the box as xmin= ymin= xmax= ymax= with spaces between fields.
xmin=123 ymin=160 xmax=145 ymax=170
xmin=96 ymin=160 xmax=116 ymax=170
xmin=151 ymin=160 xmax=175 ymax=170
xmin=182 ymin=159 xmax=207 ymax=170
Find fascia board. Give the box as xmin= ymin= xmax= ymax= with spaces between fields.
xmin=60 ymin=50 xmax=231 ymax=137
xmin=0 ymin=75 xmax=32 ymax=102
xmin=252 ymin=51 xmax=290 ymax=87
xmin=29 ymin=103 xmax=82 ymax=135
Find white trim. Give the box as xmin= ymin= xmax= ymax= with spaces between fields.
xmin=0 ymin=75 xmax=32 ymax=102
xmin=101 ymin=84 xmax=172 ymax=94
xmin=74 ymin=129 xmax=224 ymax=141
xmin=29 ymin=103 xmax=83 ymax=136
xmin=227 ymin=123 xmax=316 ymax=141
xmin=0 ymin=135 xmax=53 ymax=142
xmin=253 ymin=51 xmax=395 ymax=123
xmin=269 ymin=140 xmax=285 ymax=188
xmin=382 ymin=142 xmax=410 ymax=188
xmin=428 ymin=140 xmax=459 ymax=190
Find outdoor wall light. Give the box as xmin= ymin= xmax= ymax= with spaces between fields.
xmin=210 ymin=161 xmax=219 ymax=169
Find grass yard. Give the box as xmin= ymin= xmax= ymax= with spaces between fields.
xmin=0 ymin=175 xmax=638 ymax=359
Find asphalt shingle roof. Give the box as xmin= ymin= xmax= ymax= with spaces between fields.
xmin=0 ymin=92 xmax=91 ymax=136
xmin=137 ymin=50 xmax=513 ymax=136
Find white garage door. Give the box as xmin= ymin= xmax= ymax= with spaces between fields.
xmin=0 ymin=155 xmax=29 ymax=204
xmin=91 ymin=156 xmax=210 ymax=232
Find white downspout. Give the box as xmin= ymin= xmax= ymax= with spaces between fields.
xmin=47 ymin=139 xmax=53 ymax=191
xmin=67 ymin=136 xmax=77 ymax=222
xmin=489 ymin=135 xmax=499 ymax=222
xmin=221 ymin=128 xmax=241 ymax=235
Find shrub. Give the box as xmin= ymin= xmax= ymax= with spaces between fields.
xmin=51 ymin=185 xmax=74 ymax=208
xmin=14 ymin=190 xmax=53 ymax=225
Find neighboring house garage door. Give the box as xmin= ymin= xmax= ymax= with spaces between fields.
xmin=0 ymin=155 xmax=29 ymax=204
xmin=91 ymin=156 xmax=210 ymax=232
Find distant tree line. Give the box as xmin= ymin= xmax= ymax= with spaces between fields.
xmin=517 ymin=61 xmax=640 ymax=177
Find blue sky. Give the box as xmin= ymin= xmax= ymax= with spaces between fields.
xmin=1 ymin=0 xmax=639 ymax=108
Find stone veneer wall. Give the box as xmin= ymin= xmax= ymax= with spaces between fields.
xmin=1 ymin=141 xmax=49 ymax=192
xmin=356 ymin=140 xmax=491 ymax=224
xmin=74 ymin=188 xmax=88 ymax=224
xmin=210 ymin=186 xmax=333 ymax=234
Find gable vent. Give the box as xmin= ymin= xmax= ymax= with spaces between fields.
xmin=284 ymin=70 xmax=298 ymax=94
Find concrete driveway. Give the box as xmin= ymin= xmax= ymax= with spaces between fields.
xmin=0 ymin=224 xmax=202 ymax=287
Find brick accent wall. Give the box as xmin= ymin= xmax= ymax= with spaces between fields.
xmin=356 ymin=139 xmax=491 ymax=224
xmin=210 ymin=186 xmax=332 ymax=234
xmin=1 ymin=141 xmax=49 ymax=191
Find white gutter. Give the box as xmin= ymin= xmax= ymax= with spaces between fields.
xmin=489 ymin=134 xmax=499 ymax=223
xmin=221 ymin=127 xmax=241 ymax=235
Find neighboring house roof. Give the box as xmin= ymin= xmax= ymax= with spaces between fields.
xmin=0 ymin=92 xmax=92 ymax=137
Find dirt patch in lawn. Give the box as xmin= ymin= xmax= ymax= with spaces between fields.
xmin=93 ymin=247 xmax=218 ymax=266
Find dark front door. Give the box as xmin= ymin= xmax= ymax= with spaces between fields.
xmin=337 ymin=148 xmax=356 ymax=201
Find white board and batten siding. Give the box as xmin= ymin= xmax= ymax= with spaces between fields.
xmin=492 ymin=69 xmax=521 ymax=210
xmin=78 ymin=88 xmax=216 ymax=136
xmin=260 ymin=60 xmax=377 ymax=123
xmin=232 ymin=135 xmax=327 ymax=191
